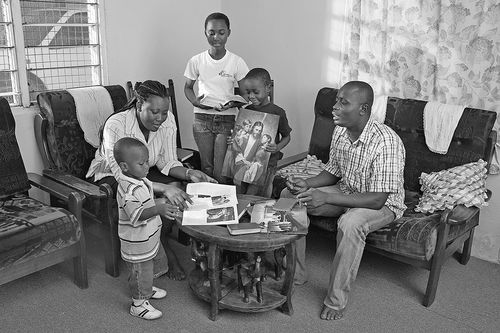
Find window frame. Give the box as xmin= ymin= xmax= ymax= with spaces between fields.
xmin=2 ymin=0 xmax=106 ymax=108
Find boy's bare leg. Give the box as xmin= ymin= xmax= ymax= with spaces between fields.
xmin=320 ymin=305 xmax=344 ymax=320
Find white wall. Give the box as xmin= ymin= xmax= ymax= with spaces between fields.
xmin=220 ymin=0 xmax=348 ymax=157
xmin=102 ymin=0 xmax=221 ymax=150
xmin=10 ymin=0 xmax=500 ymax=263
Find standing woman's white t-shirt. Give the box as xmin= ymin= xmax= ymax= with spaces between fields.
xmin=184 ymin=50 xmax=249 ymax=116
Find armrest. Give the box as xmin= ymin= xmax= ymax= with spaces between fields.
xmin=277 ymin=151 xmax=309 ymax=169
xmin=28 ymin=173 xmax=85 ymax=204
xmin=444 ymin=190 xmax=490 ymax=225
xmin=28 ymin=173 xmax=85 ymax=223
xmin=43 ymin=169 xmax=107 ymax=198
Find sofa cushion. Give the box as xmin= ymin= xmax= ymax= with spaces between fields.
xmin=0 ymin=98 xmax=30 ymax=198
xmin=366 ymin=193 xmax=479 ymax=261
xmin=0 ymin=195 xmax=81 ymax=268
xmin=308 ymin=192 xmax=480 ymax=261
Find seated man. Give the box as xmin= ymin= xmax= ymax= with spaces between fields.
xmin=282 ymin=81 xmax=406 ymax=320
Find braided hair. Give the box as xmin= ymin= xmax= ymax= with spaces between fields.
xmin=119 ymin=80 xmax=169 ymax=112
xmin=99 ymin=80 xmax=169 ymax=144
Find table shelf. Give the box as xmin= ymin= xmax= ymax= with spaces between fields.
xmin=188 ymin=268 xmax=287 ymax=313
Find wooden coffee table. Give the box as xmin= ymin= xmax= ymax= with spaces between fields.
xmin=180 ymin=195 xmax=305 ymax=321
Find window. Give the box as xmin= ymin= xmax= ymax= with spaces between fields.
xmin=0 ymin=0 xmax=102 ymax=107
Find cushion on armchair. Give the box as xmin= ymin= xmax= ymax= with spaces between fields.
xmin=0 ymin=98 xmax=30 ymax=198
xmin=309 ymin=88 xmax=337 ymax=163
xmin=0 ymin=195 xmax=81 ymax=268
xmin=37 ymin=85 xmax=127 ymax=179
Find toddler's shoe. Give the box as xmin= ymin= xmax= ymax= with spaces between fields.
xmin=151 ymin=286 xmax=167 ymax=299
xmin=130 ymin=300 xmax=162 ymax=320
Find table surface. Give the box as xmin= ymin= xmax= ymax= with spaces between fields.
xmin=180 ymin=195 xmax=303 ymax=252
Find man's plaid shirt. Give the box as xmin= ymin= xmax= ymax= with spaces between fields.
xmin=325 ymin=119 xmax=406 ymax=218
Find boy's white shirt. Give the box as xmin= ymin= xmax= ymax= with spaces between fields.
xmin=184 ymin=50 xmax=249 ymax=115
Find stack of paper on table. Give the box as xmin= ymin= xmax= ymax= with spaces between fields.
xmin=247 ymin=199 xmax=308 ymax=235
xmin=182 ymin=183 xmax=239 ymax=226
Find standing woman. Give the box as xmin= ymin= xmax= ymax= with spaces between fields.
xmin=87 ymin=80 xmax=215 ymax=280
xmin=184 ymin=12 xmax=249 ymax=183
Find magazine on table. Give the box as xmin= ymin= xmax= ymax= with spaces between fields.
xmin=221 ymin=108 xmax=280 ymax=186
xmin=181 ymin=183 xmax=239 ymax=226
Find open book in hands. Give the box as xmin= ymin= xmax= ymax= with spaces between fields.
xmin=200 ymin=94 xmax=248 ymax=109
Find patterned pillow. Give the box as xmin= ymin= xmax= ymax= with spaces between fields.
xmin=415 ymin=159 xmax=488 ymax=213
xmin=275 ymin=155 xmax=325 ymax=180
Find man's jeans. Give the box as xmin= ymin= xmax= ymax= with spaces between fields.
xmin=281 ymin=185 xmax=395 ymax=310
xmin=193 ymin=113 xmax=235 ymax=183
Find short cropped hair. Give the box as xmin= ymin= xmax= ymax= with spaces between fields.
xmin=205 ymin=12 xmax=230 ymax=29
xmin=113 ymin=137 xmax=147 ymax=164
xmin=244 ymin=68 xmax=272 ymax=86
xmin=343 ymin=81 xmax=374 ymax=108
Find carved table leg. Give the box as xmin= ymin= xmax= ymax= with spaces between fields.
xmin=281 ymin=240 xmax=297 ymax=316
xmin=207 ymin=242 xmax=221 ymax=321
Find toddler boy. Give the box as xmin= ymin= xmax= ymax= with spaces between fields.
xmin=114 ymin=137 xmax=179 ymax=320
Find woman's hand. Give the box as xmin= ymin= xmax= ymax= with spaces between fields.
xmin=187 ymin=169 xmax=218 ymax=183
xmin=286 ymin=176 xmax=309 ymax=195
xmin=160 ymin=184 xmax=192 ymax=210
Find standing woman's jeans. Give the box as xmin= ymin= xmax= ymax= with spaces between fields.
xmin=193 ymin=113 xmax=235 ymax=183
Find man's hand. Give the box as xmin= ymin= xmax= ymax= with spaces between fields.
xmin=187 ymin=169 xmax=217 ymax=183
xmin=286 ymin=176 xmax=309 ymax=195
xmin=193 ymin=95 xmax=212 ymax=110
xmin=160 ymin=185 xmax=193 ymax=210
xmin=297 ymin=188 xmax=329 ymax=208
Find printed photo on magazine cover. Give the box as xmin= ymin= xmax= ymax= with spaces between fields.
xmin=222 ymin=108 xmax=279 ymax=185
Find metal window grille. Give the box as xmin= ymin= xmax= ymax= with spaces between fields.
xmin=0 ymin=0 xmax=20 ymax=104
xmin=0 ymin=0 xmax=102 ymax=106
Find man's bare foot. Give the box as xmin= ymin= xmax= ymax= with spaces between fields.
xmin=320 ymin=305 xmax=344 ymax=320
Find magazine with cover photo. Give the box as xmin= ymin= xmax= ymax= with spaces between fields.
xmin=222 ymin=108 xmax=280 ymax=186
xmin=181 ymin=183 xmax=239 ymax=226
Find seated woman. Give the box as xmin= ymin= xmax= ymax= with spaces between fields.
xmin=86 ymin=80 xmax=215 ymax=280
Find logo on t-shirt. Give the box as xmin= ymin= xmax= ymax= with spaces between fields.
xmin=218 ymin=70 xmax=232 ymax=78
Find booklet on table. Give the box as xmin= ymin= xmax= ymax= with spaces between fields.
xmin=181 ymin=183 xmax=240 ymax=226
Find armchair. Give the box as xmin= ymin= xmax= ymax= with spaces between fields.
xmin=35 ymin=85 xmax=127 ymax=277
xmin=0 ymin=98 xmax=87 ymax=288
xmin=274 ymin=87 xmax=497 ymax=306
